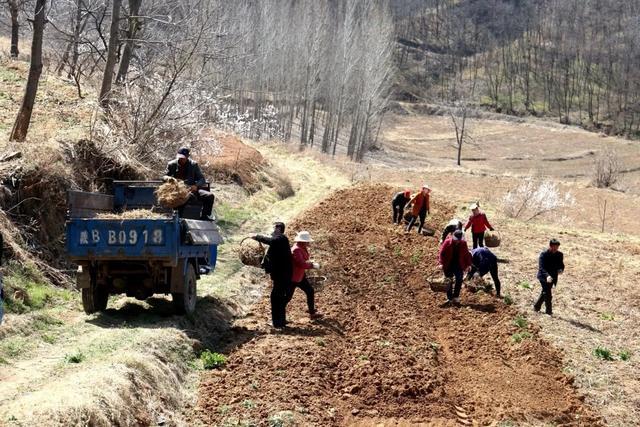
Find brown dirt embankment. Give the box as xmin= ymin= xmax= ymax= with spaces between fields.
xmin=194 ymin=184 xmax=601 ymax=426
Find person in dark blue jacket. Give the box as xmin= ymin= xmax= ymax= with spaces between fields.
xmin=164 ymin=147 xmax=215 ymax=220
xmin=467 ymin=247 xmax=501 ymax=297
xmin=534 ymin=238 xmax=564 ymax=315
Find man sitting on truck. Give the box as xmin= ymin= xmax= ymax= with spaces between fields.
xmin=164 ymin=147 xmax=215 ymax=220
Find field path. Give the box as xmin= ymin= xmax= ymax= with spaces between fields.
xmin=194 ymin=185 xmax=600 ymax=426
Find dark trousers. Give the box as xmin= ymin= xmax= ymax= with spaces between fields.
xmin=472 ymin=232 xmax=485 ymax=249
xmin=287 ymin=276 xmax=316 ymax=314
xmin=534 ymin=280 xmax=553 ymax=315
xmin=392 ymin=203 xmax=405 ymax=224
xmin=468 ymin=265 xmax=501 ymax=296
xmin=186 ymin=189 xmax=215 ymax=218
xmin=406 ymin=208 xmax=427 ymax=233
xmin=445 ymin=268 xmax=464 ymax=301
xmin=270 ymin=277 xmax=290 ymax=327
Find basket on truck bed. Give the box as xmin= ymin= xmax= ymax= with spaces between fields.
xmin=66 ymin=181 xmax=222 ymax=315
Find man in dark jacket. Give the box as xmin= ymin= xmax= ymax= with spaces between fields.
xmin=467 ymin=247 xmax=501 ymax=297
xmin=252 ymin=222 xmax=292 ymax=328
xmin=391 ymin=190 xmax=411 ymax=225
xmin=534 ymin=238 xmax=564 ymax=315
xmin=164 ymin=147 xmax=215 ymax=220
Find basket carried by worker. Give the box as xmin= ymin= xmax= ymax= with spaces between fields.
xmin=421 ymin=226 xmax=436 ymax=237
xmin=155 ymin=177 xmax=191 ymax=209
xmin=484 ymin=230 xmax=502 ymax=248
xmin=238 ymin=237 xmax=265 ymax=267
xmin=429 ymin=276 xmax=451 ymax=293
xmin=307 ymin=275 xmax=327 ymax=292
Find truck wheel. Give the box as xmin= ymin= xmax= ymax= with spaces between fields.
xmin=82 ymin=280 xmax=108 ymax=314
xmin=172 ymin=263 xmax=197 ymax=315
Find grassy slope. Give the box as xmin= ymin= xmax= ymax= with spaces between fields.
xmin=0 ymin=52 xmax=351 ymax=425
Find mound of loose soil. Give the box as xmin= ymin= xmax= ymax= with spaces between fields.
xmin=200 ymin=133 xmax=265 ymax=191
xmin=195 ymin=184 xmax=601 ymax=426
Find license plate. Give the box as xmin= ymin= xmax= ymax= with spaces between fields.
xmin=79 ymin=229 xmax=164 ymax=246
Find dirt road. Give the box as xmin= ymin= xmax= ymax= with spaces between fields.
xmin=194 ymin=185 xmax=600 ymax=426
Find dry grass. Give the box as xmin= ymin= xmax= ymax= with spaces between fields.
xmin=155 ymin=178 xmax=190 ymax=209
xmin=95 ymin=210 xmax=168 ymax=220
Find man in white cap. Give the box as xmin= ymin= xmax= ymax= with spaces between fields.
xmin=289 ymin=230 xmax=322 ymax=319
xmin=406 ymin=184 xmax=431 ymax=234
xmin=164 ymin=147 xmax=215 ymax=220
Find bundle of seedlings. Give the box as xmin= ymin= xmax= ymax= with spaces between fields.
xmin=155 ymin=177 xmax=190 ymax=208
xmin=238 ymin=237 xmax=265 ymax=267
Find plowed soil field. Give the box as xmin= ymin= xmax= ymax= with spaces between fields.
xmin=195 ymin=185 xmax=601 ymax=426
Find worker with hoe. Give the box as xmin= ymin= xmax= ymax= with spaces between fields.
xmin=467 ymin=246 xmax=502 ymax=298
xmin=289 ymin=231 xmax=322 ymax=319
xmin=534 ymin=238 xmax=564 ymax=316
xmin=438 ymin=229 xmax=472 ymax=304
xmin=164 ymin=147 xmax=215 ymax=221
xmin=464 ymin=202 xmax=494 ymax=248
xmin=406 ymin=184 xmax=431 ymax=234
xmin=252 ymin=222 xmax=293 ymax=329
xmin=391 ymin=190 xmax=411 ymax=225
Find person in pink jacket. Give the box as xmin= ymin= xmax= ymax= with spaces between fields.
xmin=289 ymin=231 xmax=322 ymax=319
xmin=464 ymin=202 xmax=495 ymax=249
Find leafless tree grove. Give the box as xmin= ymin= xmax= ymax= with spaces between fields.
xmin=392 ymin=0 xmax=640 ymax=137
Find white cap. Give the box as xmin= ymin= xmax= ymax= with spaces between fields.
xmin=177 ymin=153 xmax=187 ymax=160
xmin=422 ymin=184 xmax=430 ymax=190
xmin=469 ymin=203 xmax=479 ymax=210
xmin=294 ymin=231 xmax=314 ymax=243
xmin=448 ymin=218 xmax=461 ymax=227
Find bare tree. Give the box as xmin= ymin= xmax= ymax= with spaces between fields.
xmin=10 ymin=0 xmax=47 ymax=142
xmin=449 ymin=100 xmax=471 ymax=166
xmin=99 ymin=0 xmax=122 ymax=107
xmin=5 ymin=0 xmax=22 ymax=58
xmin=115 ymin=0 xmax=142 ymax=84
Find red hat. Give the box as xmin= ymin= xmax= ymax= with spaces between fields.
xmin=404 ymin=190 xmax=411 ymax=197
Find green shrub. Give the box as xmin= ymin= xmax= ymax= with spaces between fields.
xmin=513 ymin=315 xmax=528 ymax=329
xmin=65 ymin=350 xmax=86 ymax=364
xmin=618 ymin=350 xmax=631 ymax=361
xmin=517 ymin=280 xmax=532 ymax=290
xmin=511 ymin=331 xmax=532 ymax=344
xmin=503 ymin=294 xmax=513 ymax=305
xmin=594 ymin=347 xmax=614 ymax=361
xmin=201 ymin=350 xmax=227 ymax=369
xmin=600 ymin=312 xmax=615 ymax=321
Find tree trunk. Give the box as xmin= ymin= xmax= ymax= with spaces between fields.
xmin=9 ymin=0 xmax=20 ymax=58
xmin=99 ymin=0 xmax=122 ymax=107
xmin=116 ymin=0 xmax=142 ymax=84
xmin=10 ymin=0 xmax=47 ymax=142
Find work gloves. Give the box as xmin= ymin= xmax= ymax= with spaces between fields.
xmin=312 ymin=262 xmax=320 ymax=269
xmin=546 ymin=275 xmax=553 ymax=284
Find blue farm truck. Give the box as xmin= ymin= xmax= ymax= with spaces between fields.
xmin=66 ymin=181 xmax=222 ymax=315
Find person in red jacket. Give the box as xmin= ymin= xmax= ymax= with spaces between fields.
xmin=288 ymin=231 xmax=322 ymax=319
xmin=438 ymin=229 xmax=473 ymax=304
xmin=405 ymin=185 xmax=431 ymax=234
xmin=464 ymin=203 xmax=494 ymax=249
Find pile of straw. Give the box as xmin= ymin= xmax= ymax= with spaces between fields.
xmin=238 ymin=238 xmax=265 ymax=267
xmin=95 ymin=210 xmax=167 ymax=220
xmin=155 ymin=178 xmax=190 ymax=208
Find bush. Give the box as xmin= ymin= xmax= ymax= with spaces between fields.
xmin=513 ymin=315 xmax=528 ymax=329
xmin=65 ymin=350 xmax=86 ymax=364
xmin=503 ymin=294 xmax=514 ymax=305
xmin=511 ymin=331 xmax=532 ymax=343
xmin=618 ymin=350 xmax=631 ymax=361
xmin=200 ymin=350 xmax=227 ymax=369
xmin=502 ymin=176 xmax=575 ymax=221
xmin=592 ymin=150 xmax=621 ymax=189
xmin=594 ymin=346 xmax=614 ymax=361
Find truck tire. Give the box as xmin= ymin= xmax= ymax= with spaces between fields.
xmin=172 ymin=263 xmax=197 ymax=315
xmin=81 ymin=280 xmax=108 ymax=314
